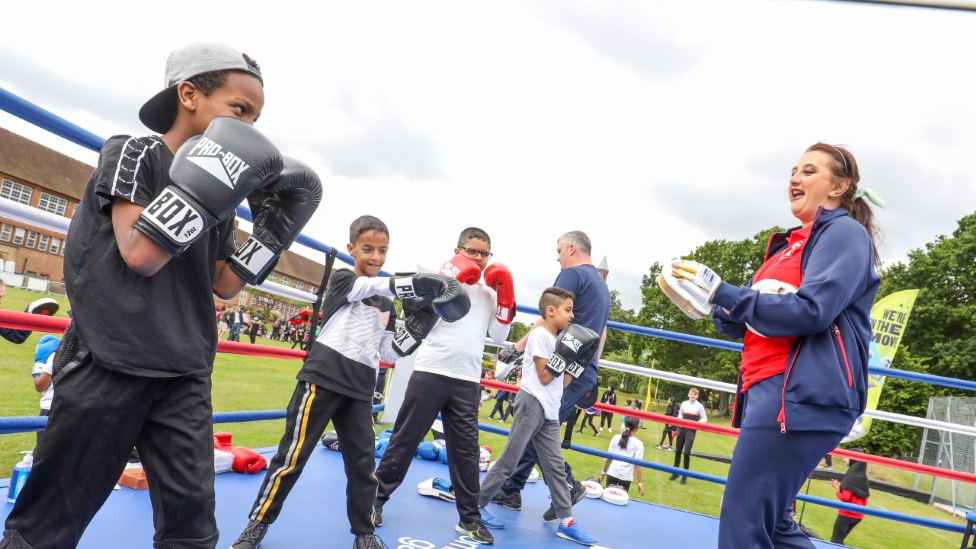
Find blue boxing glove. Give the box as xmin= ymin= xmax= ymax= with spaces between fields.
xmin=375 ymin=438 xmax=390 ymax=458
xmin=33 ymin=335 xmax=60 ymax=377
xmin=417 ymin=441 xmax=439 ymax=460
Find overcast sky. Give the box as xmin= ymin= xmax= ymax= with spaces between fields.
xmin=1 ymin=1 xmax=974 ymax=313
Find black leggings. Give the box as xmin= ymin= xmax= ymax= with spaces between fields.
xmin=577 ymin=414 xmax=598 ymax=435
xmin=600 ymin=412 xmax=614 ymax=429
xmin=605 ymin=474 xmax=631 ymax=492
xmin=659 ymin=425 xmax=675 ymax=446
xmin=830 ymin=515 xmax=861 ymax=544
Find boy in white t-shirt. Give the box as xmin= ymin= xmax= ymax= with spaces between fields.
xmin=32 ymin=335 xmax=60 ymax=450
xmin=478 ymin=288 xmax=601 ymax=546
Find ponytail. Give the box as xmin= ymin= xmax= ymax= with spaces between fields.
xmin=619 ymin=416 xmax=640 ymax=449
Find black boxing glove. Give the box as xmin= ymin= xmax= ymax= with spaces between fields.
xmin=135 ymin=117 xmax=283 ymax=256
xmin=393 ymin=298 xmax=440 ymax=356
xmin=230 ymin=157 xmax=323 ymax=285
xmin=546 ymin=324 xmax=600 ymax=378
xmin=389 ymin=274 xmax=470 ymax=322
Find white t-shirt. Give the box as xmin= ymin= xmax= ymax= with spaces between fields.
xmin=606 ymin=434 xmax=645 ymax=481
xmin=413 ymin=282 xmax=510 ymax=382
xmin=519 ymin=326 xmax=562 ymax=420
xmin=38 ymin=355 xmax=54 ymax=411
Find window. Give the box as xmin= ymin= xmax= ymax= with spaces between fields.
xmin=282 ymin=276 xmax=292 ymax=285
xmin=61 ymin=244 xmax=65 ymax=256
xmin=13 ymin=228 xmax=25 ymax=246
xmin=37 ymin=234 xmax=49 ymax=252
xmin=26 ymin=231 xmax=37 ymax=248
xmin=0 ymin=224 xmax=10 ymax=242
xmin=49 ymin=237 xmax=61 ymax=255
xmin=295 ymin=281 xmax=305 ymax=291
xmin=268 ymin=272 xmax=278 ymax=280
xmin=38 ymin=192 xmax=68 ymax=216
xmin=25 ymin=271 xmax=36 ymax=277
xmin=1 ymin=179 xmax=32 ymax=205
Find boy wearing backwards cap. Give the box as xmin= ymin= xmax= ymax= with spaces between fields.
xmin=2 ymin=42 xmax=322 ymax=549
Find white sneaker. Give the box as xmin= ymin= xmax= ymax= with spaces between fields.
xmin=608 ymin=428 xmax=613 ymax=433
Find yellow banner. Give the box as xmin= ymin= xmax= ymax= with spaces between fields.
xmin=843 ymin=289 xmax=919 ymax=443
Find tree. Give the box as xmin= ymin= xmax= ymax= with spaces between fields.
xmin=507 ymin=320 xmax=531 ymax=344
xmin=603 ymin=289 xmax=635 ymax=357
xmin=859 ymin=348 xmax=932 ymax=458
xmin=878 ymin=211 xmax=976 ymax=384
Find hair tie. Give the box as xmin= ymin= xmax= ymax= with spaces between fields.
xmin=854 ymin=187 xmax=885 ymax=209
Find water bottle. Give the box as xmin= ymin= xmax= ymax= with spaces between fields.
xmin=6 ymin=451 xmax=33 ymax=504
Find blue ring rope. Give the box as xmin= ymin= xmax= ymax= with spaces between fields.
xmin=0 ymin=405 xmax=384 ymax=436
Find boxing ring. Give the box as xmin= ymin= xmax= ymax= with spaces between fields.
xmin=3 ymin=85 xmax=976 ymax=548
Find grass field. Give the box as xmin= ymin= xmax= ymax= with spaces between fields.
xmin=0 ymin=287 xmax=968 ymax=549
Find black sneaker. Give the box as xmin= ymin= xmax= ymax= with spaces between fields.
xmin=668 ymin=473 xmax=680 ymax=481
xmin=353 ymin=534 xmax=391 ymax=549
xmin=372 ymin=504 xmax=383 ymax=527
xmin=456 ymin=521 xmax=494 ymax=545
xmin=491 ymin=489 xmax=522 ymax=511
xmin=230 ymin=520 xmax=269 ymax=549
xmin=542 ymin=478 xmax=587 ymax=521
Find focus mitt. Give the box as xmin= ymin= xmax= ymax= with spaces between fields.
xmin=658 ymin=268 xmax=710 ymax=320
xmin=746 ymin=278 xmax=799 ymax=337
xmin=582 ymin=477 xmax=604 ymax=499
xmin=26 ymin=298 xmax=59 ymax=316
xmin=602 ymin=484 xmax=630 ymax=506
xmin=417 ymin=477 xmax=456 ymax=502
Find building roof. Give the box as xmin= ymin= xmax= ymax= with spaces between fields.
xmin=233 ymin=227 xmax=326 ymax=286
xmin=0 ymin=126 xmax=92 ymax=199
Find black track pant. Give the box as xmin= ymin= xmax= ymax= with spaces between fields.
xmin=600 ymin=412 xmax=614 ymax=429
xmin=247 ymin=382 xmax=376 ymax=535
xmin=375 ymin=371 xmax=481 ymax=524
xmin=673 ymin=428 xmax=699 ymax=476
xmin=4 ymin=355 xmax=218 ymax=549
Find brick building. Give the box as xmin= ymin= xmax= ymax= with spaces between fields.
xmin=0 ymin=126 xmax=86 ymax=280
xmin=0 ymin=125 xmax=325 ymax=313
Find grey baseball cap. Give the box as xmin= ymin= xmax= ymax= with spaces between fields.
xmin=139 ymin=42 xmax=263 ymax=134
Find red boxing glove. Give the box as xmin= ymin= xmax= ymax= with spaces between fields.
xmin=214 ymin=432 xmax=234 ymax=452
xmin=484 ymin=263 xmax=516 ymax=324
xmin=440 ymin=254 xmax=481 ymax=285
xmin=231 ymin=447 xmax=268 ymax=474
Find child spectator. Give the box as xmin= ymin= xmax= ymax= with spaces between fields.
xmin=601 ymin=416 xmax=645 ymax=495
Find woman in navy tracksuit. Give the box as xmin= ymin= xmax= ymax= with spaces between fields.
xmin=698 ymin=143 xmax=882 ymax=548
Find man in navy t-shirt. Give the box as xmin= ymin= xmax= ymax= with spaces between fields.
xmin=494 ymin=231 xmax=611 ymax=517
